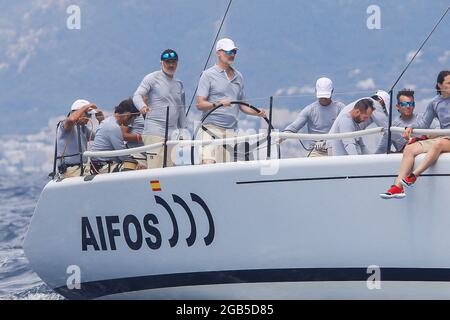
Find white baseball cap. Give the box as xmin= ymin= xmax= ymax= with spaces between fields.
xmin=376 ymin=90 xmax=390 ymax=107
xmin=316 ymin=77 xmax=334 ymax=98
xmin=71 ymin=99 xmax=91 ymax=111
xmin=216 ymin=38 xmax=238 ymax=52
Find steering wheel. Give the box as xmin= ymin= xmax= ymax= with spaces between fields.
xmin=191 ymin=101 xmax=281 ymax=165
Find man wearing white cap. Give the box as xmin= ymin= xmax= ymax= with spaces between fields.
xmin=327 ymin=89 xmax=390 ymax=155
xmin=56 ymin=99 xmax=101 ymax=178
xmin=283 ymin=77 xmax=345 ymax=157
xmin=196 ymin=38 xmax=267 ymax=164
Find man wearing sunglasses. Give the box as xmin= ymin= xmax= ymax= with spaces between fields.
xmin=133 ymin=49 xmax=186 ymax=169
xmin=390 ymin=89 xmax=421 ymax=152
xmin=196 ymin=38 xmax=266 ymax=164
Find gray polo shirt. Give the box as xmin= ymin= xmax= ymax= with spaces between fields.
xmin=133 ymin=70 xmax=186 ymax=137
xmin=197 ymin=65 xmax=245 ymax=129
xmin=91 ymin=116 xmax=128 ymax=163
xmin=284 ymin=100 xmax=345 ymax=147
xmin=56 ymin=122 xmax=92 ymax=166
xmin=416 ymin=95 xmax=450 ymax=129
xmin=127 ymin=115 xmax=145 ymax=149
xmin=330 ymin=112 xmax=368 ymax=156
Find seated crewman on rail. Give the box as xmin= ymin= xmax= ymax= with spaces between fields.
xmin=90 ymin=100 xmax=139 ymax=174
xmin=388 ymin=89 xmax=423 ymax=153
xmin=380 ymin=70 xmax=450 ymax=199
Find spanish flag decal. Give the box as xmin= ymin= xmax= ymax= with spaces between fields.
xmin=150 ymin=180 xmax=162 ymax=192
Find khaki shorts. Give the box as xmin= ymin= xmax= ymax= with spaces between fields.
xmin=142 ymin=135 xmax=174 ymax=169
xmin=418 ymin=137 xmax=450 ymax=152
xmin=200 ymin=124 xmax=237 ymax=163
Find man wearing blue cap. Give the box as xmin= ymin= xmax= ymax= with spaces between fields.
xmin=133 ymin=49 xmax=186 ymax=168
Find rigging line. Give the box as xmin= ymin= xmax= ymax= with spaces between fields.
xmin=185 ymin=0 xmax=234 ymax=117
xmin=390 ymin=6 xmax=450 ymax=92
xmin=387 ymin=6 xmax=450 ymax=153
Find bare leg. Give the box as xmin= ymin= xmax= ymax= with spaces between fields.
xmin=394 ymin=143 xmax=424 ymax=187
xmin=413 ymin=138 xmax=450 ymax=177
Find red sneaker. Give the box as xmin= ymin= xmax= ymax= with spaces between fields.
xmin=401 ymin=173 xmax=417 ymax=188
xmin=380 ymin=185 xmax=406 ymax=199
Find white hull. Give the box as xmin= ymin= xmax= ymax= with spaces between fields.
xmin=24 ymin=154 xmax=450 ymax=299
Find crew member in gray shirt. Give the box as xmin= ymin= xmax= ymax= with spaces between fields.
xmin=328 ymin=90 xmax=390 ymax=154
xmin=196 ymin=38 xmax=266 ymax=164
xmin=120 ymin=98 xmax=147 ymax=168
xmin=330 ymin=98 xmax=374 ymax=156
xmin=123 ymin=97 xmax=145 ymax=149
xmin=283 ymin=77 xmax=345 ymax=157
xmin=133 ymin=49 xmax=186 ymax=169
xmin=389 ymin=89 xmax=421 ymax=152
xmin=90 ymin=100 xmax=136 ymax=173
xmin=56 ymin=99 xmax=101 ymax=178
xmin=380 ymin=70 xmax=450 ymax=199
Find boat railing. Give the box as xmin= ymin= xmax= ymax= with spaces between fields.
xmin=390 ymin=127 xmax=450 ymax=136
xmin=52 ymin=96 xmax=450 ymax=179
xmin=83 ymin=128 xmax=385 ymax=159
xmin=272 ymin=127 xmax=384 ymax=141
xmin=83 ymin=133 xmax=266 ymax=158
xmin=83 ymin=126 xmax=450 ymax=161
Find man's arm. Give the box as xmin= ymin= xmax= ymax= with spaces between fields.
xmin=64 ymin=103 xmax=96 ymax=131
xmin=133 ymin=75 xmax=152 ymax=112
xmin=372 ymin=106 xmax=389 ymax=128
xmin=340 ymin=116 xmax=359 ymax=155
xmin=121 ymin=125 xmax=141 ymax=143
xmin=284 ymin=107 xmax=310 ymax=133
xmin=416 ymin=101 xmax=436 ymax=129
xmin=239 ymin=104 xmax=267 ymax=118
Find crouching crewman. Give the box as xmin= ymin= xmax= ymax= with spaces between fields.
xmin=90 ymin=99 xmax=140 ymax=174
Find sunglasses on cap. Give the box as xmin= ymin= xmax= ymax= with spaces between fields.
xmin=222 ymin=49 xmax=237 ymax=56
xmin=399 ymin=101 xmax=415 ymax=107
xmin=161 ymin=52 xmax=178 ymax=61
